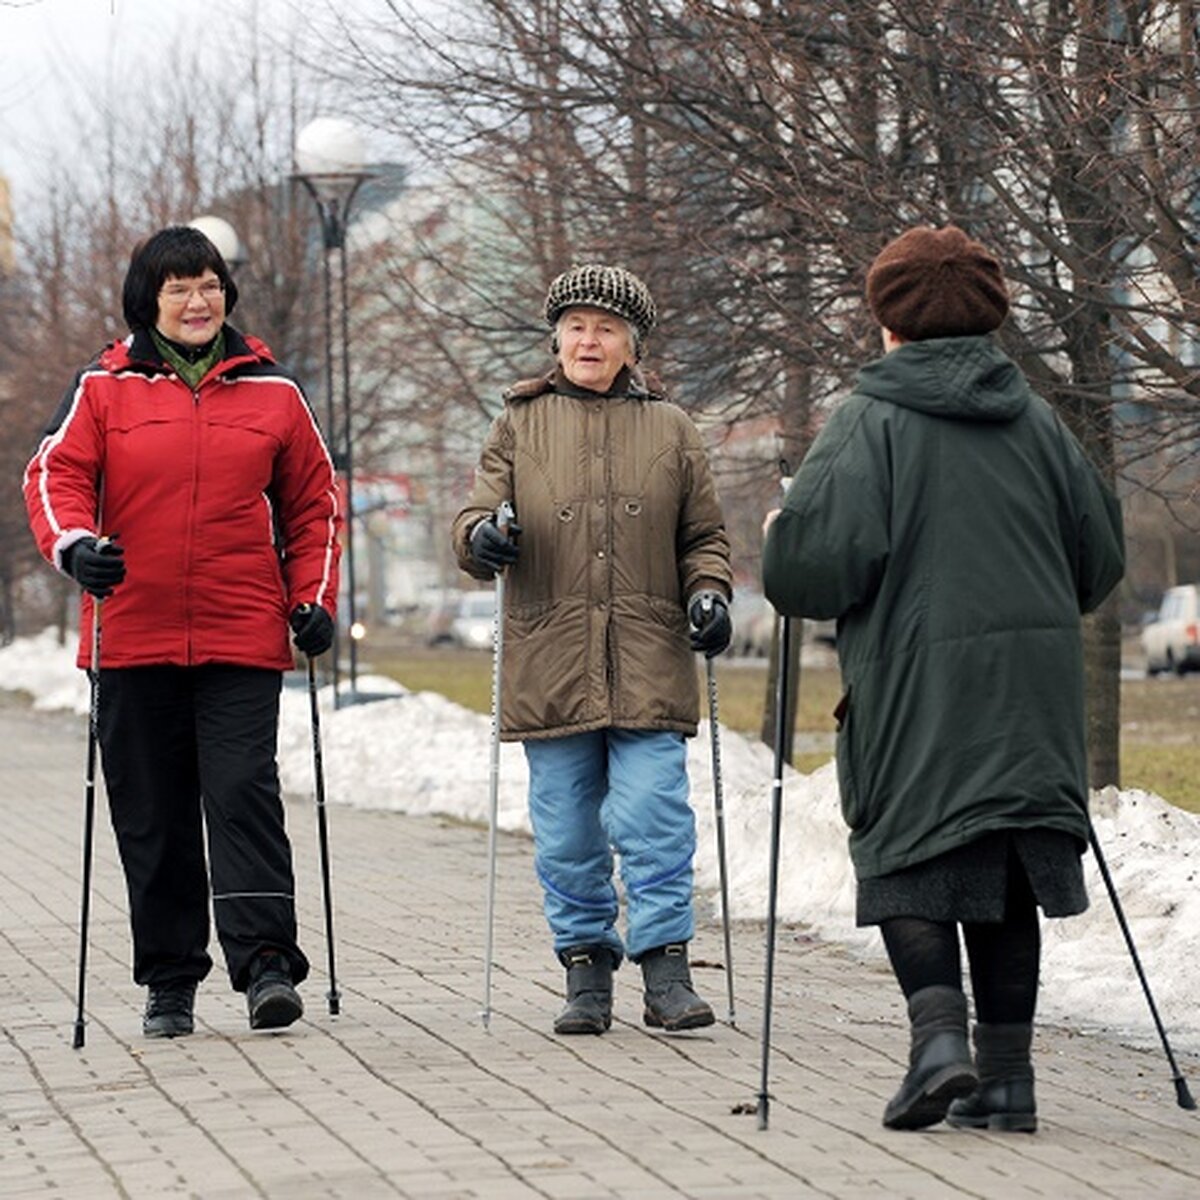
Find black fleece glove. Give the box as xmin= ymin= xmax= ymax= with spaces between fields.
xmin=688 ymin=591 xmax=732 ymax=658
xmin=62 ymin=536 xmax=126 ymax=598
xmin=469 ymin=517 xmax=521 ymax=576
xmin=290 ymin=604 xmax=335 ymax=656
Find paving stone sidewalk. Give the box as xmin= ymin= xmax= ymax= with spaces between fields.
xmin=1 ymin=693 xmax=1197 ymax=1199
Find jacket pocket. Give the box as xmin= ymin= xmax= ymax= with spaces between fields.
xmin=611 ymin=490 xmax=681 ymax=599
xmin=834 ymin=686 xmax=866 ymax=830
xmin=503 ymin=597 xmax=591 ymax=731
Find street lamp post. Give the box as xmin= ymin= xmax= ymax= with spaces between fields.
xmin=188 ymin=214 xmax=247 ymax=272
xmin=293 ymin=117 xmax=373 ymax=706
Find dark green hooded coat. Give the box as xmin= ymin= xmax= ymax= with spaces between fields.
xmin=762 ymin=337 xmax=1125 ymax=879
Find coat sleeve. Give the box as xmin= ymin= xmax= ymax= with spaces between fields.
xmin=676 ymin=415 xmax=732 ymax=602
xmin=762 ymin=397 xmax=891 ymax=620
xmin=273 ymin=389 xmax=343 ymax=616
xmin=23 ymin=368 xmax=106 ymax=571
xmin=451 ymin=409 xmax=515 ymax=581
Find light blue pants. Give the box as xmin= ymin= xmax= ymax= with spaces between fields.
xmin=524 ymin=729 xmax=696 ymax=964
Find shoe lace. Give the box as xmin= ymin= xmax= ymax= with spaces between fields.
xmin=147 ymin=983 xmax=195 ymax=1016
xmin=250 ymin=951 xmax=292 ymax=988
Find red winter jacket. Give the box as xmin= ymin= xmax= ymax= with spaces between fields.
xmin=24 ymin=327 xmax=342 ymax=670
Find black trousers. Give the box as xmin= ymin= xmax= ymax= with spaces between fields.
xmin=97 ymin=664 xmax=309 ymax=992
xmin=880 ymin=845 xmax=1041 ymax=1024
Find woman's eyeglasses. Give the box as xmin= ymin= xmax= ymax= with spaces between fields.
xmin=159 ymin=280 xmax=225 ymax=305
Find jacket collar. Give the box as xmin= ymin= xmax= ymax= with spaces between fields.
xmin=102 ymin=324 xmax=271 ymax=379
xmin=505 ymin=364 xmax=667 ymax=404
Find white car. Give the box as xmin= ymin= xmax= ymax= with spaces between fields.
xmin=1141 ymin=584 xmax=1200 ymax=675
xmin=448 ymin=591 xmax=497 ymax=650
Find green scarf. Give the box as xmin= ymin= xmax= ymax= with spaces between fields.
xmin=151 ymin=328 xmax=226 ymax=388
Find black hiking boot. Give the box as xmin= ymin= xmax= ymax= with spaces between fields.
xmin=246 ymin=950 xmax=303 ymax=1031
xmin=883 ymin=985 xmax=978 ymax=1130
xmin=553 ymin=946 xmax=614 ymax=1035
xmin=640 ymin=943 xmax=714 ymax=1032
xmin=143 ymin=979 xmax=197 ymax=1038
xmin=947 ymin=1022 xmax=1037 ymax=1133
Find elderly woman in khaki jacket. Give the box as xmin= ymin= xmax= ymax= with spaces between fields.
xmin=452 ymin=264 xmax=733 ymax=1035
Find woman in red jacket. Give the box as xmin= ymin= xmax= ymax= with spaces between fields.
xmin=24 ymin=226 xmax=342 ymax=1037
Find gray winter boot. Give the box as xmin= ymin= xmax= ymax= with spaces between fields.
xmin=640 ymin=943 xmax=715 ymax=1031
xmin=553 ymin=946 xmax=614 ymax=1035
xmin=947 ymin=1022 xmax=1037 ymax=1133
xmin=883 ymin=985 xmax=978 ymax=1130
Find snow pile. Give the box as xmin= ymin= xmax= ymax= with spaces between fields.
xmin=4 ymin=627 xmax=1197 ymax=1051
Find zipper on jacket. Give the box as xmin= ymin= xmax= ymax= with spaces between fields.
xmin=602 ymin=402 xmax=616 ymax=698
xmin=185 ymin=385 xmax=202 ymax=664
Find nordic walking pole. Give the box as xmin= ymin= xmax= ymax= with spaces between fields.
xmin=757 ymin=462 xmax=795 ymax=1129
xmin=1087 ymin=820 xmax=1195 ymax=1109
xmin=757 ymin=608 xmax=792 ymax=1130
xmin=306 ymin=652 xmax=340 ymax=1015
xmin=482 ymin=500 xmax=515 ymax=1029
xmin=73 ymin=596 xmax=103 ymax=1049
xmin=700 ymin=620 xmax=736 ymax=1027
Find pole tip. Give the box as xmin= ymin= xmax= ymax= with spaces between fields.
xmin=327 ymin=990 xmax=340 ymax=1017
xmin=756 ymin=1095 xmax=769 ymax=1130
xmin=1176 ymin=1076 xmax=1197 ymax=1110
xmin=72 ymin=1021 xmax=85 ymax=1049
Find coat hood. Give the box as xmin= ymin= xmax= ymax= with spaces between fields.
xmin=854 ymin=335 xmax=1027 ymax=423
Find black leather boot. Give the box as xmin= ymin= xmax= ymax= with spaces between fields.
xmin=640 ymin=943 xmax=714 ymax=1031
xmin=947 ymin=1022 xmax=1037 ymax=1132
xmin=883 ymin=985 xmax=978 ymax=1130
xmin=554 ymin=946 xmax=614 ymax=1035
xmin=246 ymin=950 xmax=303 ymax=1031
xmin=143 ymin=979 xmax=197 ymax=1038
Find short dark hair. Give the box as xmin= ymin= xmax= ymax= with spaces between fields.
xmin=121 ymin=225 xmax=239 ymax=332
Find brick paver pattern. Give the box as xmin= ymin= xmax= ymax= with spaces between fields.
xmin=1 ymin=695 xmax=1197 ymax=1198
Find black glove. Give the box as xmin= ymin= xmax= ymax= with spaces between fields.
xmin=689 ymin=591 xmax=732 ymax=658
xmin=62 ymin=536 xmax=126 ymax=598
xmin=290 ymin=604 xmax=335 ymax=656
xmin=469 ymin=517 xmax=521 ymax=575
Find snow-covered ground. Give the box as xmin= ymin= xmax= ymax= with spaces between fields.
xmin=4 ymin=628 xmax=1197 ymax=1053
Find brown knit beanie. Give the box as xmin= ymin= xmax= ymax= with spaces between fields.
xmin=866 ymin=225 xmax=1009 ymax=341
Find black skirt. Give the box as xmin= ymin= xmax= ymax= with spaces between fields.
xmin=856 ymin=827 xmax=1088 ymax=927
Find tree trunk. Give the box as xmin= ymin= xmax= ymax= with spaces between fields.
xmin=1084 ymin=595 xmax=1122 ymax=788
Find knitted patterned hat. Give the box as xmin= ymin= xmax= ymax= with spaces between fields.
xmin=544 ymin=264 xmax=658 ymax=342
xmin=866 ymin=225 xmax=1009 ymax=341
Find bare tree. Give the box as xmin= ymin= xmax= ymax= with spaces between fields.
xmin=313 ymin=0 xmax=1200 ymax=782
xmin=0 ymin=10 xmax=332 ymax=635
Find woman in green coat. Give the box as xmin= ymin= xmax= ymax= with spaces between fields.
xmin=763 ymin=226 xmax=1124 ymax=1132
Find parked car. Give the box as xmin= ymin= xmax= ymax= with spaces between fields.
xmin=1142 ymin=584 xmax=1200 ymax=675
xmin=447 ymin=590 xmax=497 ymax=650
xmin=726 ymin=590 xmax=837 ymax=658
